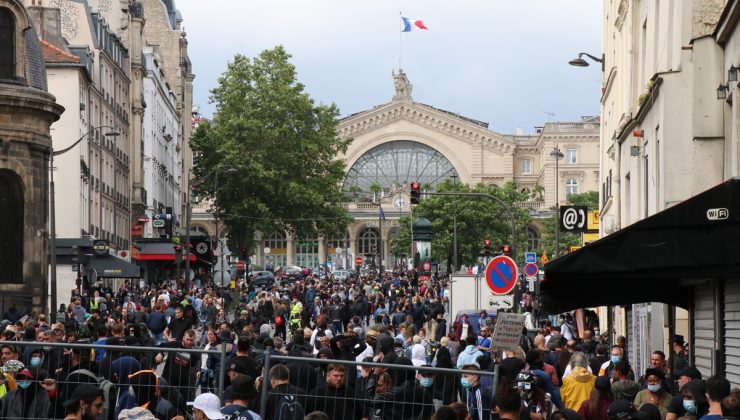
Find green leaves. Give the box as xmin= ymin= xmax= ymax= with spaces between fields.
xmin=190 ymin=46 xmax=351 ymax=252
xmin=389 ymin=181 xmax=531 ymax=268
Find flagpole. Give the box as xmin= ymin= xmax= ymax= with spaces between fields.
xmin=399 ymin=11 xmax=402 ymax=70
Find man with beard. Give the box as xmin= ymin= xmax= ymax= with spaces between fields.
xmin=306 ymin=363 xmax=360 ymax=418
xmin=61 ymin=384 xmax=105 ymax=420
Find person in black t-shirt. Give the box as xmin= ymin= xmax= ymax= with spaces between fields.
xmin=154 ymin=329 xmax=200 ymax=402
xmin=164 ymin=307 xmax=191 ymax=342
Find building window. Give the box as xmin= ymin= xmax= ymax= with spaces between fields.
xmin=264 ymin=232 xmax=287 ymax=250
xmin=566 ymin=178 xmax=579 ymax=195
xmin=0 ymin=7 xmax=15 ymax=80
xmin=0 ymin=170 xmax=23 ymax=284
xmin=357 ymin=227 xmax=379 ymax=255
xmin=526 ymin=227 xmax=540 ymax=251
xmin=520 ymin=159 xmax=532 ymax=175
xmin=566 ymin=148 xmax=577 ymax=164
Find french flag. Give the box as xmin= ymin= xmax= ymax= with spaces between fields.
xmin=401 ymin=16 xmax=428 ymax=32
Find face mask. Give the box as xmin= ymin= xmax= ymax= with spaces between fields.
xmin=30 ymin=357 xmax=41 ymax=367
xmin=647 ymin=384 xmax=661 ymax=393
xmin=461 ymin=378 xmax=472 ymax=389
xmin=420 ymin=378 xmax=433 ymax=388
xmin=18 ymin=380 xmax=31 ymax=389
xmin=683 ymin=400 xmax=696 ymax=414
xmin=610 ymin=355 xmax=621 ymax=364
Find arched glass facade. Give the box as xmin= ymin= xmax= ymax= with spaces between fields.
xmin=343 ymin=141 xmax=458 ymax=193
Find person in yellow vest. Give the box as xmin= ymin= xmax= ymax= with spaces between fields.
xmin=289 ymin=298 xmax=303 ymax=330
xmin=88 ymin=291 xmax=101 ymax=312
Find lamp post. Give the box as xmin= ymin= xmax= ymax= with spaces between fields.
xmin=550 ymin=145 xmax=564 ymax=258
xmin=210 ymin=166 xmax=237 ymax=287
xmin=450 ymin=174 xmax=459 ymax=273
xmin=49 ymin=126 xmax=119 ymax=315
xmin=568 ymin=52 xmax=604 ymax=71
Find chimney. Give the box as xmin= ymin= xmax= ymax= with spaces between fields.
xmin=26 ymin=1 xmax=66 ymax=49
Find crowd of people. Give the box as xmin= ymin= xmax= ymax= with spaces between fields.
xmin=0 ymin=270 xmax=733 ymax=420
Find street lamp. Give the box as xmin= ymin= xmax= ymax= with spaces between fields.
xmin=550 ymin=145 xmax=564 ymax=258
xmin=569 ymin=52 xmax=604 ymax=71
xmin=211 ymin=167 xmax=237 ymax=286
xmin=49 ymin=126 xmax=119 ymax=315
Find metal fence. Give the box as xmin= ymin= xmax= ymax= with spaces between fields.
xmin=0 ymin=340 xmax=504 ymax=420
xmin=256 ymin=349 xmax=500 ymax=420
xmin=0 ymin=340 xmax=225 ymax=420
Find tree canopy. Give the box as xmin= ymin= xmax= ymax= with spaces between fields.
xmin=389 ymin=181 xmax=532 ymax=269
xmin=190 ymin=46 xmax=351 ymax=251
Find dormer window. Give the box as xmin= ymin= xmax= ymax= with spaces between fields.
xmin=0 ymin=7 xmax=15 ymax=80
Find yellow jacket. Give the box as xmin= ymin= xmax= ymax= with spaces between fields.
xmin=561 ymin=366 xmax=596 ymax=411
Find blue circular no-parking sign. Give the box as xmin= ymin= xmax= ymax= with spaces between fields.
xmin=485 ymin=255 xmax=519 ymax=296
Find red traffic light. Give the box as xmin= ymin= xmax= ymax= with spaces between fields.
xmin=484 ymin=240 xmax=491 ymax=250
xmin=410 ymin=182 xmax=421 ymax=204
xmin=501 ymin=244 xmax=511 ymax=254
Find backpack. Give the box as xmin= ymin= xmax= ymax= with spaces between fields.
xmin=69 ymin=368 xmax=117 ymax=420
xmin=276 ymin=395 xmax=305 ymax=420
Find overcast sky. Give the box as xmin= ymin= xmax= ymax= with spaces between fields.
xmin=176 ymin=0 xmax=602 ymax=134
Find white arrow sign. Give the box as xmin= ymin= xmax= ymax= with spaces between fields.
xmin=488 ymin=294 xmax=514 ymax=310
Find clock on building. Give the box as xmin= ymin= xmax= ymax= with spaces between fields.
xmin=394 ymin=196 xmax=407 ymax=209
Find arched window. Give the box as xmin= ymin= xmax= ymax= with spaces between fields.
xmin=0 ymin=8 xmax=14 ymax=80
xmin=357 ymin=227 xmax=379 ymax=255
xmin=193 ymin=226 xmax=210 ymax=236
xmin=566 ymin=178 xmax=579 ymax=195
xmin=527 ymin=227 xmax=540 ymax=251
xmin=264 ymin=232 xmax=287 ymax=250
xmin=0 ymin=170 xmax=23 ymax=283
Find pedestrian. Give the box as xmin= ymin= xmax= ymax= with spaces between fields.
xmin=220 ymin=375 xmax=261 ymax=419
xmin=60 ymin=383 xmax=105 ymax=420
xmin=306 ymin=363 xmax=360 ymax=418
xmin=577 ymin=376 xmax=614 ymax=420
xmin=262 ymin=364 xmax=306 ymax=420
xmin=561 ymin=352 xmax=596 ymax=411
xmin=633 ymin=368 xmax=671 ymax=418
xmin=461 ymin=363 xmax=492 ymax=420
xmin=456 ymin=336 xmax=483 ymax=369
xmin=188 ymin=393 xmax=224 ymax=420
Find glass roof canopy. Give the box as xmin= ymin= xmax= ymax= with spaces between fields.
xmin=342 ymin=140 xmax=458 ymax=194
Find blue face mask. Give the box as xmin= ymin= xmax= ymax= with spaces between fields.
xmin=610 ymin=355 xmax=621 ymax=364
xmin=647 ymin=384 xmax=661 ymax=393
xmin=683 ymin=400 xmax=696 ymax=414
xmin=30 ymin=357 xmax=41 ymax=367
xmin=420 ymin=378 xmax=433 ymax=388
xmin=461 ymin=378 xmax=472 ymax=389
xmin=18 ymin=380 xmax=31 ymax=389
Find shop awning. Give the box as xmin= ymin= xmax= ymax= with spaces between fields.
xmin=132 ymin=242 xmax=197 ymax=262
xmin=542 ymin=178 xmax=740 ymax=314
xmin=85 ymin=254 xmax=142 ymax=278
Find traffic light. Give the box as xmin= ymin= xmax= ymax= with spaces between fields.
xmin=484 ymin=239 xmax=491 ymax=256
xmin=501 ymin=244 xmax=511 ymax=256
xmin=410 ymin=182 xmax=421 ymax=205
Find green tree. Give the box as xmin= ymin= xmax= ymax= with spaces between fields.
xmin=540 ymin=191 xmax=599 ymax=255
xmin=390 ymin=181 xmax=532 ymax=270
xmin=190 ymin=46 xmax=352 ymax=252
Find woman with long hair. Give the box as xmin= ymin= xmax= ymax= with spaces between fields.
xmin=578 ymin=376 xmax=614 ymax=420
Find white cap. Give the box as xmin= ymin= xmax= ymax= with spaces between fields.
xmin=187 ymin=393 xmax=224 ymax=419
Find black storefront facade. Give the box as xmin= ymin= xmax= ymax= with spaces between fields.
xmin=542 ymin=178 xmax=740 ymax=385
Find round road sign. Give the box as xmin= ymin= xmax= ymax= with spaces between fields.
xmin=236 ymin=261 xmax=246 ymax=270
xmin=485 ymin=255 xmax=519 ymax=295
xmin=355 ymin=256 xmax=364 ymax=266
xmin=524 ymin=263 xmax=538 ymax=277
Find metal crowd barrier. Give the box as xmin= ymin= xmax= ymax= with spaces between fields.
xmin=257 ymin=348 xmax=500 ymax=420
xmin=0 ymin=340 xmax=226 ymax=420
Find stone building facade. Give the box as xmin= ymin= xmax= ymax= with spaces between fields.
xmin=192 ymin=71 xmax=600 ymax=270
xmin=0 ymin=0 xmax=64 ymax=314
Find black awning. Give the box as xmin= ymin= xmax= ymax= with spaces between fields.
xmin=85 ymin=254 xmax=142 ymax=278
xmin=542 ymin=178 xmax=740 ymax=313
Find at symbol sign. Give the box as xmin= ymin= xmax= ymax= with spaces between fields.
xmin=562 ymin=207 xmax=585 ymax=230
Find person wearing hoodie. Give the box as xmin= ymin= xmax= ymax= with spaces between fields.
xmin=457 ymin=336 xmax=483 ymax=369
xmin=0 ymin=366 xmax=53 ymax=419
xmin=112 ymin=356 xmax=142 ymax=419
xmin=665 ymin=379 xmax=709 ymax=420
xmin=376 ymin=331 xmax=398 ymax=364
xmin=561 ymin=352 xmax=596 ymax=411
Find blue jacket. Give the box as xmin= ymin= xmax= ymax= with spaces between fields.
xmin=457 ymin=345 xmax=483 ymax=368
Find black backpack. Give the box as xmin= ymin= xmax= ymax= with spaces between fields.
xmin=276 ymin=395 xmax=305 ymax=420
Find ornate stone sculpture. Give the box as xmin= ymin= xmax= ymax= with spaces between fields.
xmin=392 ymin=69 xmax=413 ymax=100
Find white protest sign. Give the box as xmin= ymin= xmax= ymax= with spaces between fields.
xmin=491 ymin=312 xmax=526 ymax=351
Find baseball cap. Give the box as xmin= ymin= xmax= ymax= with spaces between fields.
xmin=227 ymin=358 xmax=249 ymax=375
xmin=187 ymin=392 xmax=224 ymax=419
xmin=63 ymin=383 xmax=103 ymax=407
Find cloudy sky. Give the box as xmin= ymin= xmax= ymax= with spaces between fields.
xmin=177 ymin=0 xmax=602 ymax=134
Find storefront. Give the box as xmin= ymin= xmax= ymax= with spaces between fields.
xmin=542 ymin=179 xmax=740 ymax=383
